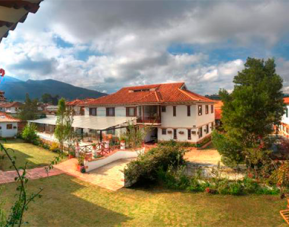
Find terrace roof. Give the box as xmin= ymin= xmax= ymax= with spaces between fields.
xmin=29 ymin=116 xmax=136 ymax=131
xmin=0 ymin=0 xmax=42 ymax=43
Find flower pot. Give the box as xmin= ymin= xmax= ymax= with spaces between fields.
xmin=69 ymin=154 xmax=75 ymax=159
xmin=120 ymin=141 xmax=125 ymax=150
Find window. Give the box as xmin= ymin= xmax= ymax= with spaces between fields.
xmin=173 ymin=106 xmax=176 ymax=117
xmin=126 ymin=107 xmax=136 ymax=116
xmin=107 ymin=128 xmax=115 ymax=135
xmin=198 ymin=105 xmax=202 ymax=116
xmin=7 ymin=124 xmax=12 ymax=130
xmin=162 ymin=128 xmax=166 ymax=135
xmin=187 ymin=106 xmax=191 ymax=116
xmin=206 ymin=124 xmax=209 ymax=134
xmin=106 ymin=107 xmax=115 ymax=116
xmin=173 ymin=129 xmax=177 ymax=139
xmin=211 ymin=105 xmax=214 ymax=113
xmin=205 ymin=105 xmax=209 ymax=114
xmin=188 ymin=129 xmax=191 ymax=140
xmin=89 ymin=108 xmax=97 ymax=116
xmin=161 ymin=106 xmax=166 ymax=112
xmin=286 ymin=108 xmax=289 ymax=118
xmin=198 ymin=127 xmax=203 ymax=138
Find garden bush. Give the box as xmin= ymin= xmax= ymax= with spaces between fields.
xmin=21 ymin=124 xmax=40 ymax=145
xmin=158 ymin=140 xmax=196 ymax=148
xmin=124 ymin=143 xmax=186 ymax=187
xmin=50 ymin=142 xmax=60 ymax=153
xmin=158 ymin=166 xmax=280 ymax=195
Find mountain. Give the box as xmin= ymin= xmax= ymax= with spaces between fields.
xmin=0 ymin=76 xmax=107 ymax=101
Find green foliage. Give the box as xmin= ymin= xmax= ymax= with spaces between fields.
xmin=124 ymin=143 xmax=186 ymax=187
xmin=121 ymin=122 xmax=151 ymax=149
xmin=21 ymin=124 xmax=39 ymax=145
xmin=215 ymin=58 xmax=285 ymax=167
xmin=18 ymin=94 xmax=40 ymax=121
xmin=158 ymin=140 xmax=196 ymax=148
xmin=0 ymin=143 xmax=42 ymax=226
xmin=41 ymin=93 xmax=60 ymax=105
xmin=212 ymin=131 xmax=243 ymax=167
xmin=159 ymin=166 xmax=280 ymax=195
xmin=54 ymin=98 xmax=74 ymax=152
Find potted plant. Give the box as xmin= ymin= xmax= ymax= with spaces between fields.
xmin=77 ymin=153 xmax=85 ymax=172
xmin=119 ymin=135 xmax=126 ymax=150
xmin=68 ymin=150 xmax=75 ymax=159
xmin=92 ymin=143 xmax=97 ymax=149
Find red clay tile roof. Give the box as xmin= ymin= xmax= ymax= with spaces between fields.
xmin=79 ymin=82 xmax=215 ymax=106
xmin=214 ymin=101 xmax=223 ymax=120
xmin=284 ymin=97 xmax=289 ymax=105
xmin=0 ymin=112 xmax=20 ymax=122
xmin=0 ymin=101 xmax=23 ymax=108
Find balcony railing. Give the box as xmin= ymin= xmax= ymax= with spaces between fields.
xmin=136 ymin=116 xmax=161 ymax=124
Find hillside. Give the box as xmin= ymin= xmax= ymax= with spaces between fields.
xmin=0 ymin=76 xmax=106 ymax=101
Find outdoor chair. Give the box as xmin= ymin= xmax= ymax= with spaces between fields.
xmin=280 ymin=209 xmax=289 ymax=225
xmin=280 ymin=199 xmax=289 ymax=225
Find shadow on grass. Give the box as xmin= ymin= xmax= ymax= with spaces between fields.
xmin=0 ymin=139 xmax=57 ymax=171
xmin=3 ymin=174 xmax=131 ymax=227
xmin=0 ymin=147 xmax=33 ymax=171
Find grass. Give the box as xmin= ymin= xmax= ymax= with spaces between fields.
xmin=1 ymin=174 xmax=288 ymax=227
xmin=0 ymin=139 xmax=61 ymax=171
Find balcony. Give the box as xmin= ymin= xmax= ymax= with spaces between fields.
xmin=137 ymin=116 xmax=161 ymax=124
xmin=136 ymin=105 xmax=161 ymax=125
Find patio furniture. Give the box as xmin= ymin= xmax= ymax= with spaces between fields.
xmin=280 ymin=209 xmax=289 ymax=225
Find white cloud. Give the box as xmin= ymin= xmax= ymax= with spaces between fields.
xmin=1 ymin=0 xmax=289 ymax=95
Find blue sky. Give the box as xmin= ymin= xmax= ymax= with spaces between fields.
xmin=1 ymin=0 xmax=289 ymax=95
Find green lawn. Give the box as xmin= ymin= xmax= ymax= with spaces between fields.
xmin=0 ymin=139 xmax=61 ymax=171
xmin=1 ymin=175 xmax=288 ymax=227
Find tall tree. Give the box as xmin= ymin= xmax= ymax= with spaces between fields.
xmin=42 ymin=93 xmax=60 ymax=105
xmin=54 ymin=98 xmax=74 ymax=151
xmin=18 ymin=94 xmax=39 ymax=121
xmin=213 ymin=58 xmax=285 ymax=167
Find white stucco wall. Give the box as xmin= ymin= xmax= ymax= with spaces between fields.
xmin=158 ymin=104 xmax=214 ymax=143
xmin=0 ymin=122 xmax=18 ymax=138
xmin=282 ymin=104 xmax=289 ymax=125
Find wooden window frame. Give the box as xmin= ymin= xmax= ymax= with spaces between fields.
xmin=161 ymin=106 xmax=166 ymax=112
xmin=162 ymin=128 xmax=166 ymax=135
xmin=206 ymin=124 xmax=209 ymax=134
xmin=126 ymin=107 xmax=136 ymax=117
xmin=6 ymin=124 xmax=13 ymax=130
xmin=205 ymin=105 xmax=209 ymax=114
xmin=173 ymin=106 xmax=176 ymax=117
xmin=89 ymin=108 xmax=97 ymax=116
xmin=198 ymin=127 xmax=203 ymax=138
xmin=188 ymin=129 xmax=191 ymax=140
xmin=198 ymin=105 xmax=202 ymax=116
xmin=173 ymin=129 xmax=177 ymax=139
xmin=211 ymin=105 xmax=214 ymax=113
xmin=187 ymin=106 xmax=191 ymax=117
xmin=106 ymin=107 xmax=115 ymax=117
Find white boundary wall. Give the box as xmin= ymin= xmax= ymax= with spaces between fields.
xmin=84 ymin=149 xmax=144 ymax=172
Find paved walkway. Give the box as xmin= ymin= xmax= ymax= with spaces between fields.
xmin=184 ymin=148 xmax=222 ymax=166
xmin=0 ymin=158 xmax=132 ymax=191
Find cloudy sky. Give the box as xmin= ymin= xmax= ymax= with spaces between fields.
xmin=1 ymin=0 xmax=289 ymax=95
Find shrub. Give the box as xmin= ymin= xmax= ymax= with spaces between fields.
xmin=50 ymin=142 xmax=60 ymax=153
xmin=21 ymin=124 xmax=39 ymax=145
xmin=124 ymin=143 xmax=186 ymax=187
xmin=158 ymin=140 xmax=196 ymax=148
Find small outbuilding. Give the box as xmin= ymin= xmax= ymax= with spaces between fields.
xmin=0 ymin=112 xmax=20 ymax=138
